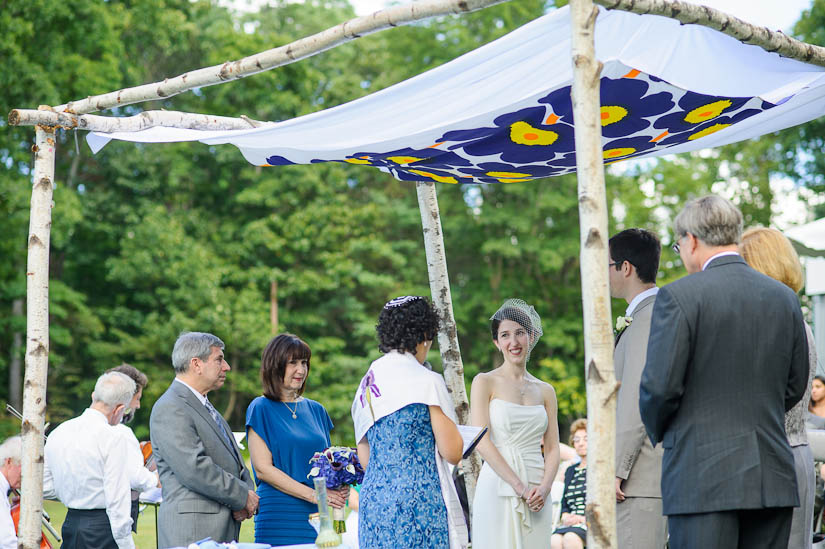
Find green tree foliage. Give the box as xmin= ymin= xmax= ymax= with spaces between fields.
xmin=1 ymin=0 xmax=820 ymax=447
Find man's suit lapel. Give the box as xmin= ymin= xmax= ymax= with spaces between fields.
xmin=172 ymin=382 xmax=243 ymax=466
xmin=614 ymin=294 xmax=656 ymax=355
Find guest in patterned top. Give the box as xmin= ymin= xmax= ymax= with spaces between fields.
xmin=551 ymin=418 xmax=588 ymax=549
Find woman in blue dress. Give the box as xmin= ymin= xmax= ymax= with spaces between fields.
xmin=351 ymin=296 xmax=468 ymax=549
xmin=246 ymin=333 xmax=349 ymax=546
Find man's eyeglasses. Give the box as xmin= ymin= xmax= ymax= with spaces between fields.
xmin=672 ymin=234 xmax=686 ymax=254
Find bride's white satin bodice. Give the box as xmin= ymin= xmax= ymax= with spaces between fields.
xmin=487 ymin=399 xmax=548 ymax=496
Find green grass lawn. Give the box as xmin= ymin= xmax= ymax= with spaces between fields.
xmin=42 ymin=499 xmax=255 ymax=548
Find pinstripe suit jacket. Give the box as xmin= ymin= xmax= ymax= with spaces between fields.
xmin=639 ymin=255 xmax=809 ymax=515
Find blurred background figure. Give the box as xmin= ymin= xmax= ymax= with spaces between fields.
xmin=551 ymin=419 xmax=588 ymax=549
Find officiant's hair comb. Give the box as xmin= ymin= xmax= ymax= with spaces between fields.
xmin=383 ymin=295 xmax=423 ymax=309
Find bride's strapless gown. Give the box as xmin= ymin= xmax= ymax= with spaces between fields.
xmin=472 ymin=399 xmax=552 ymax=549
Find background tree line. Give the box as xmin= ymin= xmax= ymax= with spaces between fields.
xmin=1 ymin=0 xmax=823 ymax=444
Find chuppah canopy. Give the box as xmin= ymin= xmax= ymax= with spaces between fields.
xmin=87 ymin=5 xmax=825 ymax=184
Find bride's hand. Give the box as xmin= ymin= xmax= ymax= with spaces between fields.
xmin=512 ymin=481 xmax=528 ymax=500
xmin=525 ymin=485 xmax=547 ymax=512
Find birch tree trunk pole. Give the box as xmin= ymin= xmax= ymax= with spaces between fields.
xmin=20 ymin=124 xmax=56 ymax=549
xmin=415 ymin=181 xmax=481 ymax=514
xmin=570 ymin=1 xmax=618 ymax=548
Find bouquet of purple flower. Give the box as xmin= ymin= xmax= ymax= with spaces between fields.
xmin=307 ymin=446 xmax=365 ymax=533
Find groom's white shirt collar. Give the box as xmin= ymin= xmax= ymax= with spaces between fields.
xmin=702 ymin=251 xmax=740 ymax=272
xmin=626 ymin=286 xmax=659 ymax=317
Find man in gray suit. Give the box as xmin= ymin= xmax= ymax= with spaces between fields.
xmin=150 ymin=332 xmax=258 ymax=548
xmin=640 ymin=195 xmax=809 ymax=549
xmin=608 ymin=228 xmax=667 ymax=548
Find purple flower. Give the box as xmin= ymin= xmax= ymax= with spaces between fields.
xmin=307 ymin=446 xmax=365 ymax=489
xmin=359 ymin=371 xmax=381 ymax=408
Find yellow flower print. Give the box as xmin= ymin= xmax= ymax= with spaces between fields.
xmin=486 ymin=171 xmax=532 ymax=183
xmin=344 ymin=157 xmax=371 ymax=165
xmin=386 ymin=156 xmax=423 ymax=165
xmin=603 ymin=147 xmax=636 ymax=159
xmin=684 ymin=100 xmax=733 ymax=124
xmin=510 ymin=121 xmax=559 ymax=146
xmin=409 ymin=170 xmax=458 ymax=184
xmin=600 ymin=105 xmax=629 ymax=127
xmin=687 ymin=123 xmax=731 ymax=141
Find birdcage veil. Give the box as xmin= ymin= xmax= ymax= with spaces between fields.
xmin=490 ymin=298 xmax=543 ymax=362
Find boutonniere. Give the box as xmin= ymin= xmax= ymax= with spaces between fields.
xmin=615 ymin=315 xmax=633 ymax=333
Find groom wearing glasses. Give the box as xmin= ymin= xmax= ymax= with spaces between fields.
xmin=608 ymin=228 xmax=667 ymax=549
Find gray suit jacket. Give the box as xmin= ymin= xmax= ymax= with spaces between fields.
xmin=150 ymin=380 xmax=253 ymax=548
xmin=639 ymin=255 xmax=809 ymax=515
xmin=614 ymin=294 xmax=663 ymax=498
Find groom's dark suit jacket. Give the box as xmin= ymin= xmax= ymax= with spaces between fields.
xmin=639 ymin=255 xmax=809 ymax=516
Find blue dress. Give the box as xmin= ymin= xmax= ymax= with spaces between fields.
xmin=359 ymin=403 xmax=449 ymax=548
xmin=246 ymin=396 xmax=333 ymax=546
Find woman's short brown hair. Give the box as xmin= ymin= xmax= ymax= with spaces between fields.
xmin=261 ymin=333 xmax=311 ymax=401
xmin=568 ymin=418 xmax=587 ymax=445
xmin=740 ymin=227 xmax=804 ymax=293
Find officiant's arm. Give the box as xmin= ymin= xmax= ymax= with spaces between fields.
xmin=248 ymin=428 xmax=347 ymax=509
xmin=470 ymin=375 xmax=528 ymax=497
xmin=357 ymin=439 xmax=370 ymax=468
xmin=429 ymin=405 xmax=463 ymax=465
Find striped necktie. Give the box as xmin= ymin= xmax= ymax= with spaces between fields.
xmin=204 ymin=398 xmax=233 ymax=448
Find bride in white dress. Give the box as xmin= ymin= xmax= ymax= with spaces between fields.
xmin=470 ymin=299 xmax=561 ymax=549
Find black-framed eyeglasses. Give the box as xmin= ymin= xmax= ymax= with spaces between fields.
xmin=608 ymin=261 xmax=619 ymax=268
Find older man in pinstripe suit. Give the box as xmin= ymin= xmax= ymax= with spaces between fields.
xmin=640 ymin=195 xmax=809 ymax=549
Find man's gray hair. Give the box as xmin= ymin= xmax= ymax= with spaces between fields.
xmin=0 ymin=436 xmax=22 ymax=465
xmin=673 ymin=195 xmax=743 ymax=246
xmin=172 ymin=332 xmax=225 ymax=373
xmin=91 ymin=372 xmax=135 ymax=409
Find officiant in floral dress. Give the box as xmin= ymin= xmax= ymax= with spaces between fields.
xmin=352 ymin=296 xmax=468 ymax=549
xmin=246 ymin=333 xmax=348 ymax=546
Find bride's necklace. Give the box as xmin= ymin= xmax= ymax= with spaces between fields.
xmin=283 ymin=400 xmax=298 ymax=419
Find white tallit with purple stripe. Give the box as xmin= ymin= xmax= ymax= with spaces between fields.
xmin=352 ymin=350 xmax=469 ymax=549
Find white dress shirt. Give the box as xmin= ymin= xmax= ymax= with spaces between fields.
xmin=626 ymin=286 xmax=659 ymax=317
xmin=174 ymin=377 xmax=206 ymax=404
xmin=0 ymin=474 xmax=16 ymax=549
xmin=702 ymin=251 xmax=740 ymax=271
xmin=113 ymin=424 xmax=158 ymax=494
xmin=43 ymin=408 xmax=135 ymax=549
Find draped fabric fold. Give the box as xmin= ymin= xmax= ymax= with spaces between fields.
xmin=88 ymin=5 xmax=825 ymax=184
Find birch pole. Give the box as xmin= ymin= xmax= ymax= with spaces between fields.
xmin=415 ymin=181 xmax=482 ymax=512
xmin=19 ymin=124 xmax=56 ymax=549
xmin=570 ymin=1 xmax=617 ymax=548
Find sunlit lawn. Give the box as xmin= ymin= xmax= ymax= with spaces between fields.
xmin=43 ymin=499 xmax=255 ymax=548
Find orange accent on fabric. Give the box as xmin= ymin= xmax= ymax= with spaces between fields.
xmin=428 ymin=142 xmax=444 ymax=148
xmin=623 ymin=69 xmax=641 ymax=78
xmin=544 ymin=114 xmax=560 ymax=125
xmin=524 ymin=133 xmax=538 ymax=140
xmin=651 ymin=131 xmax=669 ymax=142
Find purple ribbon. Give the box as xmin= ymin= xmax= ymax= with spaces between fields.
xmin=359 ymin=370 xmax=381 ymax=408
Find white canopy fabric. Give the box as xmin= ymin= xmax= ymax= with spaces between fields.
xmin=787 ymin=217 xmax=825 ymax=251
xmin=88 ymin=5 xmax=825 ymax=184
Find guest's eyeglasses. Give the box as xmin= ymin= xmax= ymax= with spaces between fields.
xmin=572 ymin=436 xmax=587 ymax=443
xmin=672 ymin=234 xmax=686 ymax=254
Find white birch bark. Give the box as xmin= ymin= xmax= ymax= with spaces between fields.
xmin=595 ymin=0 xmax=825 ymax=68
xmin=52 ymin=0 xmax=511 ymax=117
xmin=415 ymin=181 xmax=481 ymax=514
xmin=570 ymin=1 xmax=618 ymax=547
xmin=8 ymin=108 xmax=266 ymax=131
xmin=20 ymin=126 xmax=55 ymax=549
xmin=10 ymin=298 xmax=23 ymax=411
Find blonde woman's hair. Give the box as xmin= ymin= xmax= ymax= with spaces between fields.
xmin=740 ymin=227 xmax=803 ymax=293
xmin=568 ymin=418 xmax=587 ymax=445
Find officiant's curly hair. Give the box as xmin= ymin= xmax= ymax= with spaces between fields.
xmin=261 ymin=333 xmax=312 ymax=401
xmin=376 ymin=297 xmax=438 ymax=355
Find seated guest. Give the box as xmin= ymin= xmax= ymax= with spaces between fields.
xmin=741 ymin=226 xmax=818 ymax=549
xmin=106 ymin=364 xmax=159 ymax=533
xmin=0 ymin=436 xmax=22 ymax=549
xmin=44 ymin=372 xmax=136 ymax=549
xmin=551 ymin=419 xmax=588 ymax=549
xmin=352 ymin=296 xmax=467 ymax=549
xmin=246 ymin=333 xmax=347 ymax=546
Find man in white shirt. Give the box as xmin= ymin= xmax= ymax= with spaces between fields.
xmin=44 ymin=371 xmax=136 ymax=549
xmin=0 ymin=436 xmax=22 ymax=549
xmin=106 ymin=364 xmax=159 ymax=532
